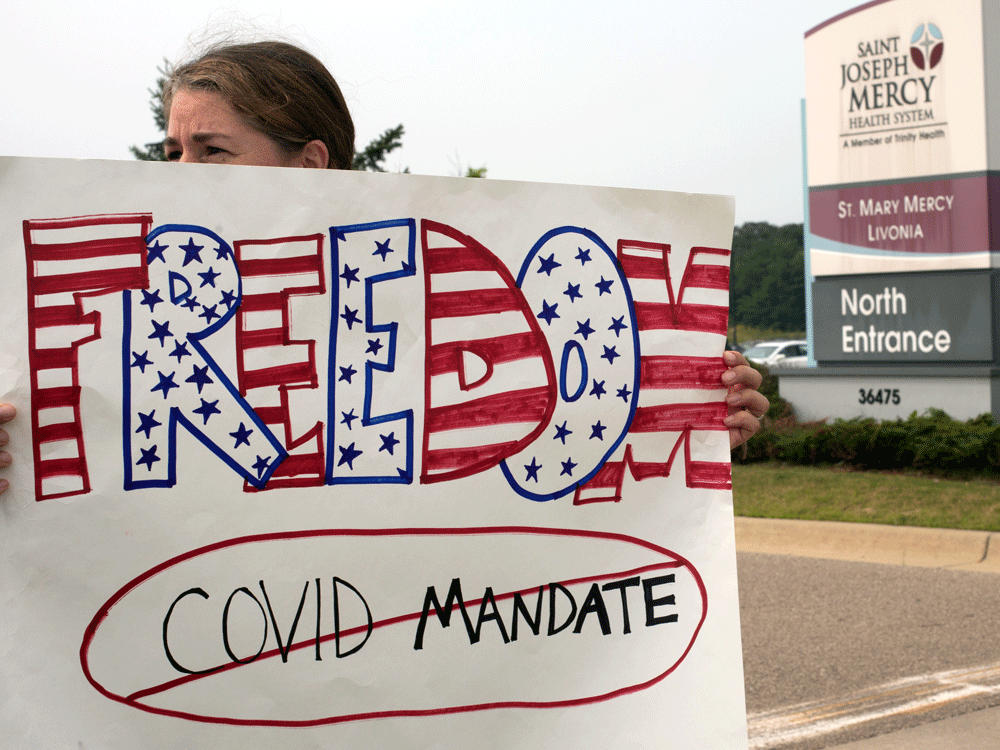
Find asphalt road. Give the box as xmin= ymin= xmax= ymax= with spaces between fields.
xmin=739 ymin=552 xmax=1000 ymax=749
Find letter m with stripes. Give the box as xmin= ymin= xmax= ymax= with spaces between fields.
xmin=575 ymin=239 xmax=732 ymax=504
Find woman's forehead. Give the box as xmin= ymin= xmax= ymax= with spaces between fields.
xmin=166 ymin=89 xmax=243 ymax=133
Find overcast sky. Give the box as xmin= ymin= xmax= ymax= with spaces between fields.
xmin=0 ymin=0 xmax=863 ymax=225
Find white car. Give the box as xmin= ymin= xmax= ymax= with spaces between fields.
xmin=743 ymin=340 xmax=809 ymax=368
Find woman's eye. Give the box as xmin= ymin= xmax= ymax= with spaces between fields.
xmin=205 ymin=146 xmax=226 ymax=156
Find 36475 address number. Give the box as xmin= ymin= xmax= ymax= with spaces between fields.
xmin=858 ymin=388 xmax=900 ymax=405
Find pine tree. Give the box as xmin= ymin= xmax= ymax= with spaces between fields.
xmin=129 ymin=63 xmax=169 ymax=162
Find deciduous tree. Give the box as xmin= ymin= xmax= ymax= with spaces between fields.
xmin=729 ymin=222 xmax=805 ymax=332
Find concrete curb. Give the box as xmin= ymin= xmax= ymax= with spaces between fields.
xmin=735 ymin=517 xmax=1000 ymax=573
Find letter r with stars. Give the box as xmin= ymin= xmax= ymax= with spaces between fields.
xmin=124 ymin=225 xmax=286 ymax=490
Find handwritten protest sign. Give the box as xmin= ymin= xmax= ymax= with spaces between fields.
xmin=0 ymin=156 xmax=747 ymax=748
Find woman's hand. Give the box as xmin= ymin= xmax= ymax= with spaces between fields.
xmin=721 ymin=351 xmax=768 ymax=450
xmin=0 ymin=403 xmax=13 ymax=496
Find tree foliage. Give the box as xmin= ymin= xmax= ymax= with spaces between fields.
xmin=448 ymin=151 xmax=486 ymax=179
xmin=351 ymin=124 xmax=407 ymax=172
xmin=130 ymin=63 xmax=169 ymax=162
xmin=729 ymin=222 xmax=805 ymax=332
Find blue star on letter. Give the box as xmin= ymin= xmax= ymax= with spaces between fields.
xmin=182 ymin=295 xmax=200 ymax=311
xmin=366 ymin=338 xmax=383 ymax=355
xmin=148 ymin=319 xmax=173 ymax=347
xmin=193 ymin=398 xmax=221 ymax=424
xmin=185 ymin=364 xmax=214 ymax=393
xmin=590 ymin=421 xmax=607 ymax=440
xmin=609 ymin=316 xmax=628 ymax=337
xmin=590 ymin=379 xmax=606 ymax=399
xmin=537 ymin=253 xmax=562 ymax=276
xmin=379 ymin=432 xmax=400 ymax=454
xmin=146 ymin=240 xmax=168 ymax=264
xmin=341 ymin=409 xmax=357 ymax=430
xmin=373 ymin=238 xmax=393 ymax=261
xmin=524 ymin=457 xmax=542 ymax=482
xmin=198 ymin=267 xmax=221 ymax=288
xmin=253 ymin=455 xmax=271 ymax=478
xmin=214 ymin=244 xmax=230 ymax=260
xmin=136 ymin=445 xmax=160 ymax=472
xmin=338 ymin=442 xmax=363 ymax=469
xmin=563 ymin=282 xmax=583 ymax=303
xmin=575 ymin=319 xmax=595 ymax=340
xmin=140 ymin=288 xmax=163 ymax=312
xmin=180 ymin=238 xmax=204 ymax=266
xmin=560 ymin=458 xmax=577 ymax=477
xmin=341 ymin=306 xmax=362 ymax=329
xmin=595 ymin=276 xmax=615 ymax=296
xmin=339 ymin=364 xmax=357 ymax=384
xmin=617 ymin=384 xmax=632 ymax=402
xmin=601 ymin=345 xmax=620 ymax=365
xmin=169 ymin=341 xmax=191 ymax=362
xmin=230 ymin=422 xmax=253 ymax=448
xmin=135 ymin=411 xmax=161 ymax=440
xmin=151 ymin=371 xmax=179 ymax=399
xmin=576 ymin=247 xmax=592 ymax=265
xmin=199 ymin=304 xmax=220 ymax=324
xmin=131 ymin=351 xmax=153 ymax=373
xmin=220 ymin=289 xmax=237 ymax=310
xmin=341 ymin=264 xmax=360 ymax=287
xmin=553 ymin=421 xmax=572 ymax=444
xmin=537 ymin=299 xmax=559 ymax=326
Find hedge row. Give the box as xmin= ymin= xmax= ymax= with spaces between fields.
xmin=732 ymin=365 xmax=1000 ymax=475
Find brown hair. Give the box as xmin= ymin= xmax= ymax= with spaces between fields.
xmin=164 ymin=41 xmax=355 ymax=169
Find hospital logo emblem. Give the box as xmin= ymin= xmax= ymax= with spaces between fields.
xmin=910 ymin=23 xmax=943 ymax=70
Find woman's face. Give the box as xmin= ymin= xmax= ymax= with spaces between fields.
xmin=164 ymin=88 xmax=300 ymax=167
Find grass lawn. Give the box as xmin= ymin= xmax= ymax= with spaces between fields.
xmin=732 ymin=462 xmax=1000 ymax=532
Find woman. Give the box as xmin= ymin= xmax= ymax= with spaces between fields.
xmin=161 ymin=41 xmax=354 ymax=169
xmin=0 ymin=40 xmax=767 ymax=496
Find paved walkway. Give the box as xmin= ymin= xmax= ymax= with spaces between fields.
xmin=736 ymin=517 xmax=1000 ymax=573
xmin=736 ymin=518 xmax=1000 ymax=749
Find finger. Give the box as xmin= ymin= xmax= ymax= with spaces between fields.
xmin=0 ymin=427 xmax=7 ymax=447
xmin=723 ymin=350 xmax=748 ymax=368
xmin=722 ymin=364 xmax=762 ymax=390
xmin=0 ymin=450 xmax=10 ymax=468
xmin=0 ymin=403 xmax=14 ymax=425
xmin=0 ymin=478 xmax=7 ymax=496
xmin=727 ymin=389 xmax=770 ymax=419
xmin=725 ymin=409 xmax=761 ymax=450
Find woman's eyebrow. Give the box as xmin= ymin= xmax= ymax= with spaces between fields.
xmin=190 ymin=132 xmax=232 ymax=142
xmin=163 ymin=133 xmax=233 ymax=146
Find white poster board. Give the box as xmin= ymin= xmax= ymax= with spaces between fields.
xmin=0 ymin=156 xmax=746 ymax=749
